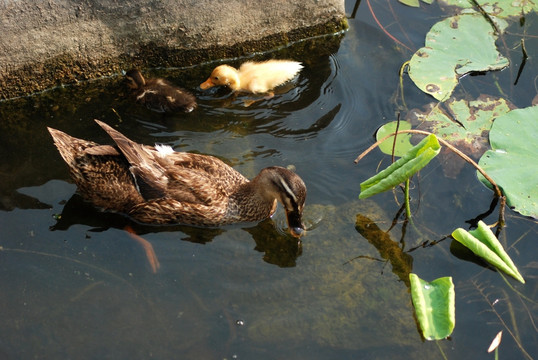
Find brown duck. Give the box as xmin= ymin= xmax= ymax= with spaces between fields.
xmin=125 ymin=69 xmax=197 ymax=113
xmin=48 ymin=120 xmax=307 ymax=237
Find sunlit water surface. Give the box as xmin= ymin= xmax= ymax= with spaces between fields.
xmin=0 ymin=1 xmax=536 ymax=359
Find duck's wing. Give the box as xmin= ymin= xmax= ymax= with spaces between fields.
xmin=95 ymin=120 xmax=248 ymax=206
xmin=48 ymin=126 xmax=144 ymax=211
xmin=165 ymin=152 xmax=248 ymax=205
xmin=95 ymin=120 xmax=169 ymax=200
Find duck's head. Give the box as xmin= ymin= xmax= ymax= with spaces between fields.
xmin=259 ymin=166 xmax=307 ymax=238
xmin=125 ymin=69 xmax=146 ymax=89
xmin=200 ymin=65 xmax=239 ymax=91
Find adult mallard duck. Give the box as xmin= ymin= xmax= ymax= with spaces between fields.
xmin=48 ymin=120 xmax=307 ymax=237
xmin=125 ymin=69 xmax=197 ymax=113
xmin=200 ymin=60 xmax=303 ymax=94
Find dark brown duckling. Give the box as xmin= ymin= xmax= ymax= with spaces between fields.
xmin=125 ymin=69 xmax=197 ymax=113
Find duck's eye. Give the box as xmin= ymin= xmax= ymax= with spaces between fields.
xmin=213 ymin=76 xmax=219 ymax=80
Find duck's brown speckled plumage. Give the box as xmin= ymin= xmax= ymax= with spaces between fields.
xmin=125 ymin=69 xmax=197 ymax=113
xmin=48 ymin=120 xmax=307 ymax=237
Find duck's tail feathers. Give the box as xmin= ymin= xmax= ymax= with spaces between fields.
xmin=94 ymin=119 xmax=152 ymax=168
xmin=48 ymin=127 xmax=94 ymax=167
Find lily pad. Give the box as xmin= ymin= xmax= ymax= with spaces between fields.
xmin=408 ymin=14 xmax=509 ymax=101
xmin=409 ymin=274 xmax=455 ymax=340
xmin=376 ymin=121 xmax=414 ymax=157
xmin=478 ymin=105 xmax=538 ymax=218
xmin=399 ymin=0 xmax=433 ymax=7
xmin=360 ymin=134 xmax=441 ymax=199
xmin=440 ymin=0 xmax=538 ymax=18
xmin=410 ymin=96 xmax=514 ymax=158
xmin=452 ymin=221 xmax=525 ymax=283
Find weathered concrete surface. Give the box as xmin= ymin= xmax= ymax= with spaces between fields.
xmin=0 ymin=0 xmax=346 ymax=99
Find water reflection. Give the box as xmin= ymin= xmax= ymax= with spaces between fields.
xmin=354 ymin=213 xmax=413 ymax=286
xmin=47 ymin=188 xmax=303 ymax=268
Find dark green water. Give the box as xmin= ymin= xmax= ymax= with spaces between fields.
xmin=0 ymin=1 xmax=536 ymax=359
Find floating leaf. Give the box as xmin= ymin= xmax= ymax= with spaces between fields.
xmin=478 ymin=105 xmax=538 ymax=218
xmin=376 ymin=121 xmax=414 ymax=157
xmin=410 ymin=96 xmax=513 ymax=157
xmin=409 ymin=274 xmax=455 ymax=340
xmin=408 ymin=14 xmax=509 ymax=101
xmin=399 ymin=0 xmax=433 ymax=7
xmin=359 ymin=134 xmax=441 ymax=199
xmin=440 ymin=0 xmax=538 ymax=18
xmin=452 ymin=221 xmax=525 ymax=283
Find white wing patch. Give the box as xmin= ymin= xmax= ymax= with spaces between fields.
xmin=155 ymin=144 xmax=175 ymax=156
xmin=137 ymin=89 xmax=158 ymax=100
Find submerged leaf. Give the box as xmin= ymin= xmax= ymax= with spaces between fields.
xmin=451 ymin=221 xmax=525 ymax=283
xmin=355 ymin=214 xmax=413 ymax=285
xmin=359 ymin=134 xmax=440 ymax=199
xmin=376 ymin=121 xmax=414 ymax=157
xmin=408 ymin=14 xmax=509 ymax=101
xmin=409 ymin=274 xmax=455 ymax=340
xmin=478 ymin=105 xmax=538 ymax=218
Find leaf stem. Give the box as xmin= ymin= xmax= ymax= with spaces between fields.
xmin=354 ymin=129 xmax=503 ymax=199
xmin=399 ymin=61 xmax=410 ymax=109
xmin=355 ymin=129 xmax=506 ymax=228
xmin=405 ymin=178 xmax=412 ymax=219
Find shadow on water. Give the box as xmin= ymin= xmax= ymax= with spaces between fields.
xmin=49 ymin=192 xmax=302 ymax=268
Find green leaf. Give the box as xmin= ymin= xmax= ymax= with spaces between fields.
xmin=478 ymin=105 xmax=538 ymax=218
xmin=399 ymin=0 xmax=420 ymax=6
xmin=376 ymin=121 xmax=414 ymax=157
xmin=359 ymin=134 xmax=441 ymax=199
xmin=412 ymin=96 xmax=513 ymax=156
xmin=409 ymin=274 xmax=455 ymax=340
xmin=408 ymin=14 xmax=509 ymax=101
xmin=451 ymin=221 xmax=525 ymax=283
xmin=399 ymin=0 xmax=433 ymax=6
xmin=440 ymin=0 xmax=538 ymax=18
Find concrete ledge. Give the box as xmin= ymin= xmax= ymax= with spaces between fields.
xmin=0 ymin=0 xmax=346 ymax=99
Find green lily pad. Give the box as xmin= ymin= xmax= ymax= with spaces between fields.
xmin=360 ymin=134 xmax=441 ymax=199
xmin=376 ymin=121 xmax=414 ymax=157
xmin=409 ymin=274 xmax=455 ymax=340
xmin=399 ymin=0 xmax=433 ymax=7
xmin=478 ymin=105 xmax=538 ymax=218
xmin=410 ymin=96 xmax=514 ymax=158
xmin=440 ymin=0 xmax=538 ymax=18
xmin=408 ymin=14 xmax=509 ymax=101
xmin=452 ymin=221 xmax=525 ymax=283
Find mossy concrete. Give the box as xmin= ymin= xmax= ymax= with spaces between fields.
xmin=0 ymin=0 xmax=347 ymax=100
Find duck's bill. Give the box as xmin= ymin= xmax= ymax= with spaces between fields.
xmin=200 ymin=78 xmax=214 ymax=90
xmin=286 ymin=210 xmax=305 ymax=238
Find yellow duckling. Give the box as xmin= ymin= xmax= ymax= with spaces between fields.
xmin=125 ymin=69 xmax=197 ymax=113
xmin=48 ymin=120 xmax=307 ymax=237
xmin=200 ymin=60 xmax=303 ymax=94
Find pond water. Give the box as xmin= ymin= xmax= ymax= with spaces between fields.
xmin=1 ymin=1 xmax=537 ymax=359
